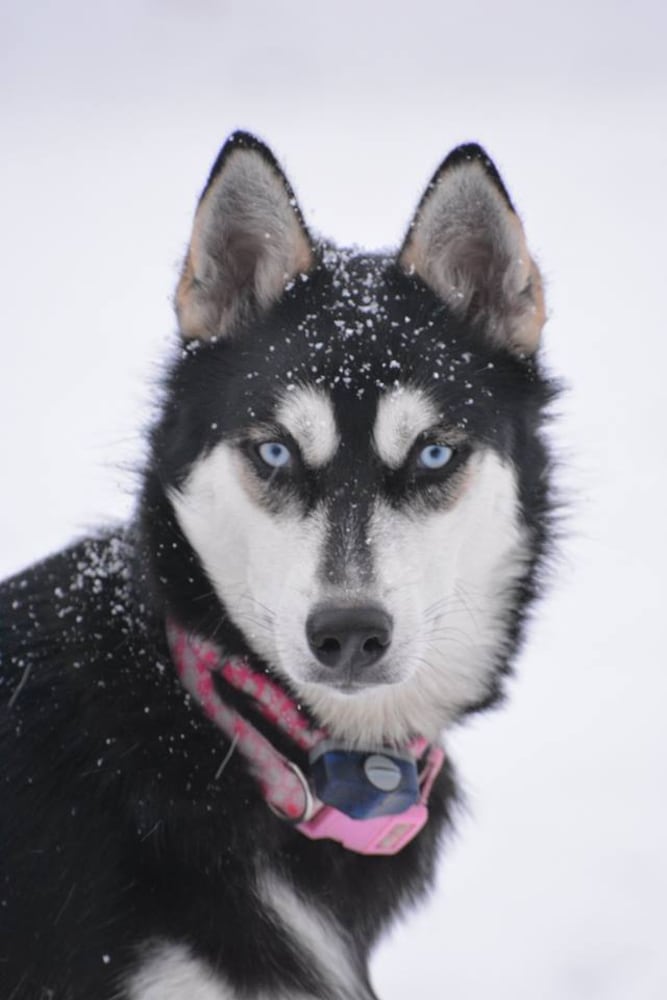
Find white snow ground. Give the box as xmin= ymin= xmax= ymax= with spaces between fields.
xmin=1 ymin=1 xmax=666 ymax=996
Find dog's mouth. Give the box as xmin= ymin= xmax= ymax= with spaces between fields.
xmin=299 ymin=646 xmax=407 ymax=694
xmin=305 ymin=667 xmax=401 ymax=695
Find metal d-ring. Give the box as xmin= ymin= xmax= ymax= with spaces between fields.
xmin=267 ymin=761 xmax=318 ymax=824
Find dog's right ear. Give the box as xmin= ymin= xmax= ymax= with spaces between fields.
xmin=175 ymin=132 xmax=314 ymax=340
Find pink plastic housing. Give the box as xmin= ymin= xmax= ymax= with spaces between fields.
xmin=297 ymin=802 xmax=430 ymax=855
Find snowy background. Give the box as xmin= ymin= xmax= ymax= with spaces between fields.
xmin=1 ymin=1 xmax=666 ymax=996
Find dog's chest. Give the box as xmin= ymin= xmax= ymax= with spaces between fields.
xmin=126 ymin=872 xmax=373 ymax=1000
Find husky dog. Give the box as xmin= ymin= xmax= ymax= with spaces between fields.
xmin=0 ymin=133 xmax=554 ymax=999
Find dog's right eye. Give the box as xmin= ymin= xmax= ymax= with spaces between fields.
xmin=257 ymin=441 xmax=292 ymax=469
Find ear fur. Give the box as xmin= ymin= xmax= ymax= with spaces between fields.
xmin=176 ymin=132 xmax=314 ymax=340
xmin=399 ymin=144 xmax=545 ymax=355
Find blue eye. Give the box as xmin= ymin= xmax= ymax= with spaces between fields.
xmin=257 ymin=441 xmax=292 ymax=468
xmin=417 ymin=443 xmax=454 ymax=470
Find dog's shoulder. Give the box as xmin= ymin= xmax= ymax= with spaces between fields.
xmin=1 ymin=532 xmax=135 ymax=700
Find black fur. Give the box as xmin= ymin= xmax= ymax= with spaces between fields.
xmin=0 ymin=138 xmax=556 ymax=999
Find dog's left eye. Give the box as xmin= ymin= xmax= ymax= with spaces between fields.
xmin=257 ymin=441 xmax=292 ymax=468
xmin=417 ymin=443 xmax=454 ymax=470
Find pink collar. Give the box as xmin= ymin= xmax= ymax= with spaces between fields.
xmin=166 ymin=621 xmax=444 ymax=855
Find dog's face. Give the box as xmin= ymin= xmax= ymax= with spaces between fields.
xmin=157 ymin=134 xmax=551 ymax=743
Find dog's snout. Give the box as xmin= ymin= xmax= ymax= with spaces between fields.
xmin=306 ymin=605 xmax=393 ymax=673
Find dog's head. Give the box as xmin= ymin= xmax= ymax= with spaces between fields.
xmin=147 ymin=133 xmax=553 ymax=744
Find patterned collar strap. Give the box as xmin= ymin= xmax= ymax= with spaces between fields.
xmin=166 ymin=620 xmax=445 ymax=855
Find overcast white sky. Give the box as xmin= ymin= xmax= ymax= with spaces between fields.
xmin=1 ymin=2 xmax=666 ymax=997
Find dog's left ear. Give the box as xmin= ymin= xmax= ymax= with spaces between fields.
xmin=176 ymin=132 xmax=314 ymax=340
xmin=399 ymin=144 xmax=545 ymax=355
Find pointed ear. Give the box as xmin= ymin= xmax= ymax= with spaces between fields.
xmin=175 ymin=132 xmax=314 ymax=340
xmin=399 ymin=144 xmax=545 ymax=355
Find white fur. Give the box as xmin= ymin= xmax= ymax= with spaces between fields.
xmin=276 ymin=386 xmax=340 ymax=467
xmin=372 ymin=386 xmax=438 ymax=468
xmin=170 ymin=442 xmax=327 ymax=672
xmin=257 ymin=872 xmax=371 ymax=1000
xmin=126 ymin=942 xmax=230 ymax=1000
xmin=126 ymin=940 xmax=323 ymax=1000
xmin=171 ymin=433 xmax=528 ymax=744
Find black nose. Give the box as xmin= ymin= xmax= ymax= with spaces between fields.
xmin=306 ymin=605 xmax=393 ymax=672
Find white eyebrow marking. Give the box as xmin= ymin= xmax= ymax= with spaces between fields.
xmin=276 ymin=386 xmax=340 ymax=468
xmin=373 ymin=387 xmax=439 ymax=468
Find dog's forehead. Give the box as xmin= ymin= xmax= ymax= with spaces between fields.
xmin=274 ymin=250 xmax=496 ymax=435
xmin=192 ymin=246 xmax=524 ymax=451
xmin=298 ymin=248 xmax=417 ymax=351
xmin=317 ymin=248 xmax=394 ymax=329
xmin=292 ymin=250 xmax=492 ymax=385
xmin=274 ymin=381 xmax=439 ymax=469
